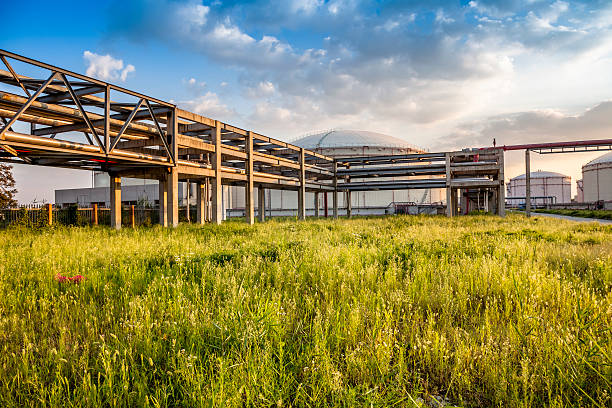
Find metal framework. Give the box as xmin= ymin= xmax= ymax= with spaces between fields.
xmin=0 ymin=50 xmax=335 ymax=228
xmin=8 ymin=50 xmax=585 ymax=226
xmin=335 ymin=149 xmax=505 ymax=217
xmin=500 ymin=139 xmax=612 ymax=217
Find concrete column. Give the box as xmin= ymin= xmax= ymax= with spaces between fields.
xmin=196 ymin=181 xmax=205 ymax=224
xmin=110 ymin=175 xmax=121 ymax=229
xmin=185 ymin=180 xmax=190 ymax=223
xmin=258 ymin=186 xmax=265 ymax=222
xmin=205 ymin=177 xmax=211 ymax=222
xmin=498 ymin=149 xmax=505 ymax=217
xmin=298 ymin=147 xmax=306 ymax=220
xmin=212 ymin=121 xmax=223 ymax=224
xmin=460 ymin=189 xmax=467 ymax=215
xmin=245 ymin=131 xmax=255 ymax=225
xmin=525 ymin=149 xmax=531 ymax=217
xmin=452 ymin=188 xmax=459 ymax=216
xmin=167 ymin=168 xmax=179 ymax=227
xmin=314 ymin=192 xmax=320 ymax=217
xmin=346 ymin=190 xmax=352 ymax=218
xmin=324 ymin=192 xmax=328 ymax=218
xmin=333 ymin=161 xmax=339 ymax=219
xmin=445 ymin=152 xmax=452 ymax=217
xmin=158 ymin=178 xmax=168 ymax=227
xmin=92 ymin=203 xmax=98 ymax=226
xmin=46 ymin=203 xmax=52 ymax=226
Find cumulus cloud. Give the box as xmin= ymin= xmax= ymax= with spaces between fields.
xmin=106 ymin=0 xmax=612 ymax=148
xmin=178 ymin=92 xmax=236 ymax=122
xmin=435 ymin=101 xmax=612 ymax=151
xmin=83 ymin=51 xmax=135 ymax=82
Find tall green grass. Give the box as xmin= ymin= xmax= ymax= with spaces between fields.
xmin=0 ymin=214 xmax=610 ymax=407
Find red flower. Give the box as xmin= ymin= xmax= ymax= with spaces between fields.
xmin=54 ymin=274 xmax=85 ymax=284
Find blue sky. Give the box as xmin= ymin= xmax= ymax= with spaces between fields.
xmin=2 ymin=0 xmax=612 ymax=202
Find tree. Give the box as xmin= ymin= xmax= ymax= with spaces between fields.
xmin=0 ymin=163 xmax=17 ymax=208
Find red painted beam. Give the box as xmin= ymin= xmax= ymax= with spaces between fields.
xmin=498 ymin=139 xmax=612 ymax=151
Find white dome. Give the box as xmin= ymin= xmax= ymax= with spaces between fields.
xmin=584 ymin=152 xmax=612 ymax=166
xmin=513 ymin=171 xmax=569 ymax=180
xmin=293 ymin=130 xmax=422 ymax=150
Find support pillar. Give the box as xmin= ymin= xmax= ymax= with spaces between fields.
xmin=212 ymin=121 xmax=223 ymax=224
xmin=298 ymin=147 xmax=306 ymax=220
xmin=185 ymin=180 xmax=191 ymax=223
xmin=110 ymin=175 xmax=121 ymax=229
xmin=167 ymin=168 xmax=179 ymax=227
xmin=525 ymin=149 xmax=531 ymax=218
xmin=324 ymin=192 xmax=328 ymax=218
xmin=158 ymin=178 xmax=168 ymax=227
xmin=346 ymin=190 xmax=352 ymax=218
xmin=258 ymin=186 xmax=265 ymax=222
xmin=452 ymin=188 xmax=459 ymax=216
xmin=498 ymin=149 xmax=505 ymax=217
xmin=205 ymin=177 xmax=211 ymax=222
xmin=245 ymin=131 xmax=255 ymax=225
xmin=92 ymin=203 xmax=98 ymax=226
xmin=46 ymin=203 xmax=52 ymax=226
xmin=130 ymin=205 xmax=135 ymax=228
xmin=333 ymin=161 xmax=338 ymax=219
xmin=314 ymin=192 xmax=320 ymax=217
xmin=196 ymin=181 xmax=206 ymax=225
xmin=445 ymin=152 xmax=452 ymax=217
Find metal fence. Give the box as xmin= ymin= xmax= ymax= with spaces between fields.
xmin=0 ymin=204 xmax=168 ymax=228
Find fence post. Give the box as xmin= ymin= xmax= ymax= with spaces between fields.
xmin=93 ymin=203 xmax=98 ymax=225
xmin=130 ymin=205 xmax=135 ymax=228
xmin=46 ymin=203 xmax=52 ymax=226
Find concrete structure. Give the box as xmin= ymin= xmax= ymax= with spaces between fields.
xmin=221 ymin=130 xmax=446 ymax=217
xmin=1 ymin=49 xmax=545 ymax=227
xmin=506 ymin=170 xmax=571 ymax=207
xmin=582 ymin=152 xmax=612 ymax=202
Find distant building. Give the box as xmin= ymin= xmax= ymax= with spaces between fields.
xmin=55 ymin=174 xmax=194 ymax=208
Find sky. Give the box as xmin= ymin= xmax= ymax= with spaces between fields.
xmin=1 ymin=0 xmax=612 ymax=203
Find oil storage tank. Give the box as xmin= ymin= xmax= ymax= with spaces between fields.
xmin=224 ymin=129 xmax=446 ymax=217
xmin=506 ymin=171 xmax=571 ymax=206
xmin=582 ymin=152 xmax=612 ymax=203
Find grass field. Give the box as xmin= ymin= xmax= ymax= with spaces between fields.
xmin=0 ymin=214 xmax=610 ymax=407
xmin=533 ymin=209 xmax=612 ymax=220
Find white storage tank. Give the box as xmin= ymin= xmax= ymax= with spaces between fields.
xmin=225 ymin=129 xmax=446 ymax=217
xmin=507 ymin=171 xmax=571 ymax=206
xmin=582 ymin=152 xmax=612 ymax=202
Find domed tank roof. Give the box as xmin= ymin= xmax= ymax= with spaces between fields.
xmin=513 ymin=171 xmax=570 ymax=179
xmin=584 ymin=151 xmax=612 ymax=166
xmin=293 ymin=129 xmax=422 ymax=150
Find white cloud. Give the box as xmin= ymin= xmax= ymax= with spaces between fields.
xmin=83 ymin=51 xmax=135 ymax=82
xmin=246 ymin=81 xmax=276 ymax=99
xmin=179 ymin=92 xmax=235 ymax=121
